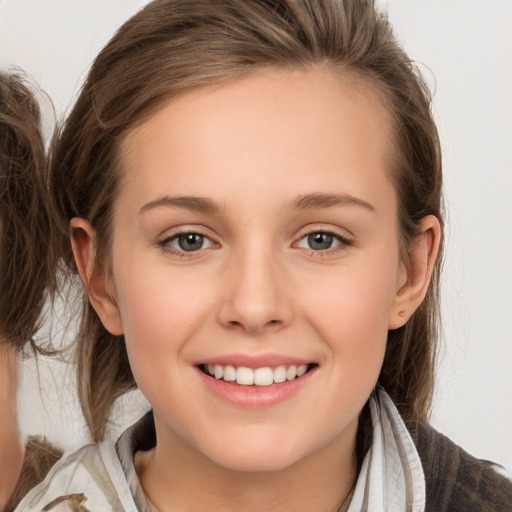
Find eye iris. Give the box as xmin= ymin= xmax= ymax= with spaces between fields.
xmin=308 ymin=232 xmax=333 ymax=250
xmin=178 ymin=233 xmax=203 ymax=251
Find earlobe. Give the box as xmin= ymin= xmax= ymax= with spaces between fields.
xmin=70 ymin=218 xmax=123 ymax=335
xmin=388 ymin=215 xmax=442 ymax=329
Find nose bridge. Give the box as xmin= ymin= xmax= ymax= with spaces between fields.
xmin=219 ymin=236 xmax=291 ymax=333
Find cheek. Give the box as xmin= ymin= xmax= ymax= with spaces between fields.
xmin=111 ymin=260 xmax=213 ymax=376
xmin=296 ymin=255 xmax=399 ymax=384
xmin=112 ymin=276 xmax=207 ymax=417
xmin=304 ymin=264 xmax=397 ymax=341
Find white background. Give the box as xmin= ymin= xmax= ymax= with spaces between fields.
xmin=1 ymin=0 xmax=511 ymax=470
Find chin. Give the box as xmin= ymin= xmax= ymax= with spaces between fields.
xmin=201 ymin=433 xmax=310 ymax=473
xmin=214 ymin=451 xmax=302 ymax=473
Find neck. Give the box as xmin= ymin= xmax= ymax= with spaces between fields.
xmin=135 ymin=417 xmax=357 ymax=512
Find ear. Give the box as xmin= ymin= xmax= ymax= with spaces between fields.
xmin=70 ymin=218 xmax=123 ymax=335
xmin=388 ymin=215 xmax=442 ymax=329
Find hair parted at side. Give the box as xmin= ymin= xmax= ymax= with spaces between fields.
xmin=50 ymin=0 xmax=443 ymax=442
xmin=0 ymin=71 xmax=57 ymax=353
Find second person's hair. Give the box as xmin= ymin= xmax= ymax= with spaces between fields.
xmin=0 ymin=71 xmax=57 ymax=353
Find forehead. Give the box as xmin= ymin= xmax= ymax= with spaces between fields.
xmin=117 ymin=67 xmax=395 ymax=212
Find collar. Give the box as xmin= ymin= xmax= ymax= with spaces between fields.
xmin=343 ymin=387 xmax=425 ymax=512
xmin=116 ymin=388 xmax=425 ymax=512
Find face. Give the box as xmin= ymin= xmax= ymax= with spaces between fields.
xmin=98 ymin=68 xmax=410 ymax=472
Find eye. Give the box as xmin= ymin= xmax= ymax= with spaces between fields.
xmin=296 ymin=231 xmax=351 ymax=251
xmin=160 ymin=232 xmax=213 ymax=254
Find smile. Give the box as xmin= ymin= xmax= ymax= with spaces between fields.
xmin=201 ymin=363 xmax=316 ymax=386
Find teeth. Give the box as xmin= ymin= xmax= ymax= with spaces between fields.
xmin=236 ymin=367 xmax=254 ymax=385
xmin=297 ymin=364 xmax=308 ymax=377
xmin=214 ymin=364 xmax=223 ymax=380
xmin=204 ymin=363 xmax=312 ymax=386
xmin=254 ymin=367 xmax=274 ymax=386
xmin=286 ymin=365 xmax=297 ymax=381
xmin=273 ymin=365 xmax=287 ymax=383
xmin=223 ymin=365 xmax=236 ymax=382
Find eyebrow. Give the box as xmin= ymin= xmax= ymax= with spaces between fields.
xmin=139 ymin=192 xmax=375 ymax=215
xmin=291 ymin=193 xmax=375 ymax=212
xmin=139 ymin=195 xmax=219 ymax=214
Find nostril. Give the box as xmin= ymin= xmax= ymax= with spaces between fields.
xmin=228 ymin=319 xmax=279 ymax=327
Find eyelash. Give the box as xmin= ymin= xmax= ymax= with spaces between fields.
xmin=295 ymin=229 xmax=353 ymax=256
xmin=157 ymin=230 xmax=215 ymax=257
xmin=157 ymin=229 xmax=353 ymax=257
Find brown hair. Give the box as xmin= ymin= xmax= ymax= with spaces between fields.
xmin=50 ymin=0 xmax=443 ymax=442
xmin=0 ymin=72 xmax=57 ymax=353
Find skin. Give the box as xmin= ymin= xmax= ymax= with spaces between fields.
xmin=72 ymin=67 xmax=441 ymax=511
xmin=0 ymin=342 xmax=24 ymax=510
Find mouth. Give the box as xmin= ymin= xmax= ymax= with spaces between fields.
xmin=199 ymin=363 xmax=318 ymax=386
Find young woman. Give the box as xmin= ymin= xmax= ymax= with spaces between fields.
xmin=15 ymin=0 xmax=512 ymax=510
xmin=0 ymin=72 xmax=62 ymax=511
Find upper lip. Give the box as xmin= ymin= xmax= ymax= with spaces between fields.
xmin=195 ymin=353 xmax=314 ymax=368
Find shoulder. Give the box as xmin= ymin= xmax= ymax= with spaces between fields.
xmin=14 ymin=441 xmax=135 ymax=512
xmin=415 ymin=422 xmax=512 ymax=512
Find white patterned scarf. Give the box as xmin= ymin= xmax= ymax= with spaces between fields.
xmin=341 ymin=387 xmax=425 ymax=512
xmin=16 ymin=388 xmax=425 ymax=511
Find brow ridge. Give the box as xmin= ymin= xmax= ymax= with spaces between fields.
xmin=140 ymin=192 xmax=374 ymax=215
xmin=139 ymin=195 xmax=219 ymax=214
xmin=291 ymin=193 xmax=375 ymax=212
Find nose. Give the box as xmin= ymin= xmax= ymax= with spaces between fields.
xmin=217 ymin=245 xmax=293 ymax=335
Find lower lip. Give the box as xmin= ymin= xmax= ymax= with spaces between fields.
xmin=196 ymin=367 xmax=317 ymax=408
